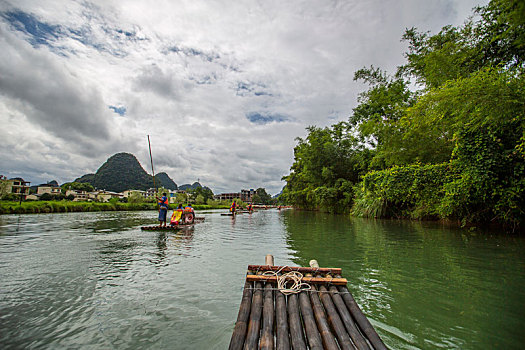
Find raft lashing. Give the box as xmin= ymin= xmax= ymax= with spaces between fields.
xmin=229 ymin=256 xmax=388 ymax=350
xmin=141 ymin=217 xmax=205 ymax=231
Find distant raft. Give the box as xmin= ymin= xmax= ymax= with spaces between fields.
xmin=229 ymin=255 xmax=388 ymax=350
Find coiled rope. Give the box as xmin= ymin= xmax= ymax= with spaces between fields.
xmin=261 ymin=266 xmax=312 ymax=295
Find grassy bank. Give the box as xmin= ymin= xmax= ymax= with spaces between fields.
xmin=0 ymin=201 xmax=232 ymax=215
xmin=0 ymin=201 xmax=156 ymax=214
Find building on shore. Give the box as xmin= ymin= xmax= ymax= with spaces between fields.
xmin=37 ymin=183 xmax=62 ymax=196
xmin=1 ymin=176 xmax=31 ymax=200
xmin=214 ymin=189 xmax=254 ymax=203
xmin=121 ymin=190 xmax=147 ymax=199
xmin=65 ymin=189 xmax=90 ymax=202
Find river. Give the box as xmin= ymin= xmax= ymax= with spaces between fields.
xmin=0 ymin=209 xmax=523 ymax=349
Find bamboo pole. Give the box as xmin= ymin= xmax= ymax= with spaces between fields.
xmin=246 ymin=275 xmax=347 ymax=285
xmin=244 ymin=281 xmax=263 ymax=349
xmin=298 ymin=290 xmax=323 ymax=350
xmin=260 ymin=255 xmax=275 ymax=350
xmin=229 ymin=281 xmax=253 ymax=350
xmin=337 ymin=283 xmax=388 ymax=350
xmin=318 ymin=284 xmax=355 ymax=350
xmin=328 ymin=286 xmax=369 ymax=350
xmin=275 ymin=267 xmax=290 ymax=350
xmin=147 ymin=135 xmax=156 ymax=193
xmin=287 ymin=294 xmax=306 ymax=350
xmin=309 ymin=286 xmax=339 ymax=350
xmin=247 ymin=265 xmax=342 ymax=275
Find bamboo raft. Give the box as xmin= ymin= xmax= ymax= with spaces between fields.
xmin=229 ymin=255 xmax=388 ymax=350
xmin=141 ymin=217 xmax=205 ymax=231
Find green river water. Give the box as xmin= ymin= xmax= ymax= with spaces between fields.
xmin=0 ymin=209 xmax=523 ymax=349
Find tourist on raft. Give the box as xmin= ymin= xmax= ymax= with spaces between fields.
xmin=230 ymin=200 xmax=237 ymax=213
xmin=170 ymin=204 xmax=184 ymax=226
xmin=184 ymin=204 xmax=195 ymax=224
xmin=156 ymin=193 xmax=169 ymax=227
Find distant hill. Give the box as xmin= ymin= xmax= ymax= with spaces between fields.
xmin=75 ymin=153 xmax=178 ymax=193
xmin=155 ymin=172 xmax=177 ymax=190
xmin=179 ymin=182 xmax=202 ymax=191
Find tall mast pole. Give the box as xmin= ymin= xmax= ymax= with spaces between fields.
xmin=147 ymin=135 xmax=156 ymax=194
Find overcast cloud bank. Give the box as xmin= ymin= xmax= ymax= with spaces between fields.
xmin=0 ymin=0 xmax=488 ymax=194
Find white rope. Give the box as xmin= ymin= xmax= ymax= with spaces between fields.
xmin=262 ymin=266 xmax=312 ymax=295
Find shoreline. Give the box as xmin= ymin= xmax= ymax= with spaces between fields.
xmin=0 ymin=201 xmax=230 ymax=215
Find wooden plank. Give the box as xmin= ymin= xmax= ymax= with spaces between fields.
xmin=338 ymin=285 xmax=388 ymax=350
xmin=244 ymin=282 xmax=264 ymax=349
xmin=246 ymin=275 xmax=347 ymax=285
xmin=299 ymin=290 xmax=323 ymax=350
xmin=287 ymin=294 xmax=306 ymax=350
xmin=309 ymin=286 xmax=339 ymax=350
xmin=318 ymin=285 xmax=356 ymax=350
xmin=229 ymin=281 xmax=253 ymax=350
xmin=248 ymin=265 xmax=342 ymax=274
xmin=260 ymin=283 xmax=274 ymax=350
xmin=275 ymin=290 xmax=290 ymax=350
xmin=328 ymin=286 xmax=369 ymax=350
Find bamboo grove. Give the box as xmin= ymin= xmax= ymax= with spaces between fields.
xmin=281 ymin=0 xmax=525 ymax=229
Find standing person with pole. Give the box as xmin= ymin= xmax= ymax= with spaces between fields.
xmin=148 ymin=135 xmax=168 ymax=227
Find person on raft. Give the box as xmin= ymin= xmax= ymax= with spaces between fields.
xmin=230 ymin=200 xmax=237 ymax=213
xmin=156 ymin=193 xmax=169 ymax=227
xmin=247 ymin=203 xmax=253 ymax=212
xmin=183 ymin=204 xmax=195 ymax=224
xmin=170 ymin=204 xmax=184 ymax=226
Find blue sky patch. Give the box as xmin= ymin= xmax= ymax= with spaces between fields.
xmin=109 ymin=105 xmax=126 ymax=116
xmin=2 ymin=10 xmax=60 ymax=47
xmin=246 ymin=112 xmax=289 ymax=125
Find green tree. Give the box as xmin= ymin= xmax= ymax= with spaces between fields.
xmin=61 ymin=182 xmax=94 ymax=194
xmin=252 ymin=188 xmax=272 ymax=205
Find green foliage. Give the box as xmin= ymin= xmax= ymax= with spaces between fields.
xmin=252 ymin=188 xmax=273 ymax=205
xmin=61 ymin=182 xmax=94 ymax=194
xmin=188 ymin=186 xmax=214 ymax=204
xmin=352 ymin=163 xmax=452 ymax=219
xmin=0 ymin=200 xmax=157 ymax=214
xmin=128 ymin=191 xmax=145 ymax=204
xmin=281 ymin=123 xmax=372 ymax=212
xmin=281 ymin=0 xmax=525 ymax=229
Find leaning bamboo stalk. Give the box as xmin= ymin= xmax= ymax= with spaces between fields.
xmin=275 ymin=285 xmax=290 ymax=349
xmin=298 ymin=291 xmax=324 ymax=350
xmin=287 ymin=293 xmax=306 ymax=350
xmin=260 ymin=256 xmax=275 ymax=350
xmin=246 ymin=275 xmax=347 ymax=285
xmin=230 ymin=280 xmax=254 ymax=349
xmin=328 ymin=285 xmax=370 ymax=350
xmin=337 ymin=284 xmax=388 ymax=350
xmin=229 ymin=281 xmax=254 ymax=350
xmin=309 ymin=285 xmax=339 ymax=350
xmin=318 ymin=284 xmax=356 ymax=350
xmin=244 ymin=281 xmax=264 ymax=349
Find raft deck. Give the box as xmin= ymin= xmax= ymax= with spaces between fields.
xmin=229 ymin=256 xmax=387 ymax=350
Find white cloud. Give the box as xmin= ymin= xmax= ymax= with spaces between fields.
xmin=0 ymin=0 xmax=488 ymax=194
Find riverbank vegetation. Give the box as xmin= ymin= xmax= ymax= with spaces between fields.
xmin=0 ymin=200 xmax=233 ymax=214
xmin=0 ymin=201 xmax=156 ymax=214
xmin=281 ymin=0 xmax=524 ymax=229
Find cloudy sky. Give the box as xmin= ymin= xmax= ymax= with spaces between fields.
xmin=0 ymin=0 xmax=488 ymax=195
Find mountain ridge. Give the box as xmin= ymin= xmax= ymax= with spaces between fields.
xmin=75 ymin=153 xmax=178 ymax=192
